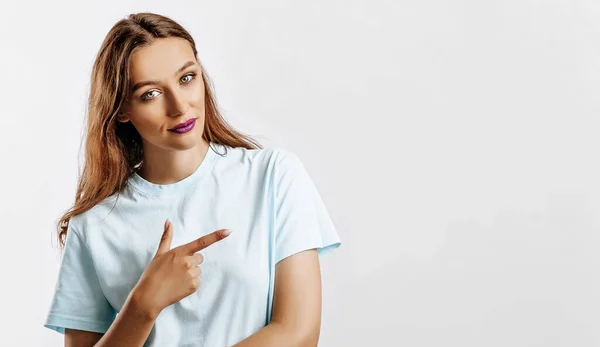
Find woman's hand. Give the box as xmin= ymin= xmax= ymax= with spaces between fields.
xmin=131 ymin=219 xmax=232 ymax=318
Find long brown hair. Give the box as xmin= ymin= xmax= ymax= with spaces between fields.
xmin=56 ymin=12 xmax=261 ymax=249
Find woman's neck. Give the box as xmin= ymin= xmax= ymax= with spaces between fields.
xmin=137 ymin=139 xmax=210 ymax=184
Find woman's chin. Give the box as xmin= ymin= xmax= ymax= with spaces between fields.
xmin=167 ymin=139 xmax=201 ymax=151
xmin=167 ymin=134 xmax=206 ymax=151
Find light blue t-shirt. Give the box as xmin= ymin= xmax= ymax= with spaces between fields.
xmin=44 ymin=142 xmax=341 ymax=346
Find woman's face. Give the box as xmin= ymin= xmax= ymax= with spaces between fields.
xmin=118 ymin=37 xmax=206 ymax=152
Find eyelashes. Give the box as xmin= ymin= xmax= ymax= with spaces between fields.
xmin=140 ymin=72 xmax=198 ymax=101
xmin=180 ymin=72 xmax=197 ymax=85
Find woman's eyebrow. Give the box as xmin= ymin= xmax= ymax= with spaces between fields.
xmin=131 ymin=60 xmax=196 ymax=92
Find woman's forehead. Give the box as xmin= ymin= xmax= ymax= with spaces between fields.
xmin=129 ymin=37 xmax=197 ymax=82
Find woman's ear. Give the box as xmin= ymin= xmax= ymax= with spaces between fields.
xmin=117 ymin=112 xmax=130 ymax=123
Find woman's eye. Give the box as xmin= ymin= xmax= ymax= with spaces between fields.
xmin=140 ymin=73 xmax=196 ymax=101
xmin=141 ymin=90 xmax=159 ymax=101
xmin=181 ymin=72 xmax=196 ymax=84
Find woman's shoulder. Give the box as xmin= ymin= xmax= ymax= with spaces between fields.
xmin=221 ymin=144 xmax=300 ymax=168
xmin=67 ymin=194 xmax=120 ymax=234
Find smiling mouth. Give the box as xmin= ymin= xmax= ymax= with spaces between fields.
xmin=168 ymin=118 xmax=197 ymax=134
xmin=169 ymin=118 xmax=196 ymax=131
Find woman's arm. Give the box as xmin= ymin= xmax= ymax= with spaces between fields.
xmin=233 ymin=249 xmax=322 ymax=347
xmin=65 ymin=290 xmax=158 ymax=347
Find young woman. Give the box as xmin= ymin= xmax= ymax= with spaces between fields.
xmin=44 ymin=12 xmax=341 ymax=347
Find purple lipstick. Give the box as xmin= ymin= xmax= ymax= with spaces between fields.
xmin=168 ymin=118 xmax=196 ymax=134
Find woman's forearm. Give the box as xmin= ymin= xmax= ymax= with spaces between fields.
xmin=94 ymin=291 xmax=159 ymax=347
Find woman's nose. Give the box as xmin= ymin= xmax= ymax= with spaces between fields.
xmin=166 ymin=90 xmax=189 ymax=117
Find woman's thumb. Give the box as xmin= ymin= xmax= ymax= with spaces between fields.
xmin=155 ymin=219 xmax=173 ymax=256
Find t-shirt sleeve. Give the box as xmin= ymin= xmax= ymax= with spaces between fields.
xmin=273 ymin=149 xmax=342 ymax=264
xmin=44 ymin=223 xmax=117 ymax=335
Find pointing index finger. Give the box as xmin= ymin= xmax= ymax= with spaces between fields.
xmin=179 ymin=229 xmax=232 ymax=254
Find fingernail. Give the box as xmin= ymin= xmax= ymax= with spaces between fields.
xmin=222 ymin=229 xmax=232 ymax=236
xmin=165 ymin=219 xmax=170 ymax=229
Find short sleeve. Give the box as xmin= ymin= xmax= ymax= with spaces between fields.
xmin=44 ymin=223 xmax=117 ymax=334
xmin=273 ymin=150 xmax=342 ymax=264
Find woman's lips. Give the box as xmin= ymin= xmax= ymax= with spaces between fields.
xmin=168 ymin=118 xmax=196 ymax=134
xmin=169 ymin=118 xmax=196 ymax=130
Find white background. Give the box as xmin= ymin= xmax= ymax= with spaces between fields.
xmin=1 ymin=1 xmax=599 ymax=346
